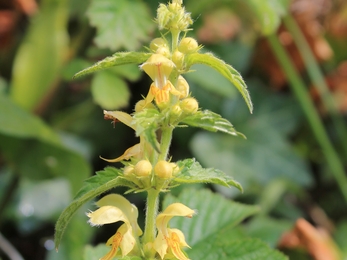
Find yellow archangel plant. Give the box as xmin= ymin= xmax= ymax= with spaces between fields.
xmin=54 ymin=0 xmax=253 ymax=260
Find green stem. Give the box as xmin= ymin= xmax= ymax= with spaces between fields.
xmin=159 ymin=126 xmax=174 ymax=161
xmin=171 ymin=29 xmax=180 ymax=51
xmin=267 ymin=34 xmax=347 ymax=205
xmin=143 ymin=189 xmax=160 ymax=244
xmin=284 ymin=15 xmax=347 ymax=160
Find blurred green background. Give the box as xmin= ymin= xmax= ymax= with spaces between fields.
xmin=1 ymin=0 xmax=347 ymax=259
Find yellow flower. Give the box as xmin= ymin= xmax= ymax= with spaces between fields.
xmin=154 ymin=203 xmax=195 ymax=260
xmin=87 ymin=194 xmax=142 ymax=259
xmin=141 ymin=54 xmax=181 ymax=104
xmin=101 ymin=110 xmax=143 ymax=163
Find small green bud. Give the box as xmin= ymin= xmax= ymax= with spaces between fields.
xmin=123 ymin=165 xmax=134 ymax=176
xmin=134 ymin=160 xmax=152 ymax=177
xmin=135 ymin=100 xmax=155 ymax=112
xmin=178 ymin=37 xmax=199 ymax=54
xmin=154 ymin=160 xmax=173 ymax=179
xmin=172 ymin=50 xmax=184 ymax=69
xmin=170 ymin=104 xmax=182 ymax=119
xmin=180 ymin=97 xmax=199 ymax=114
xmin=170 ymin=162 xmax=180 ymax=176
xmin=150 ymin=38 xmax=167 ymax=52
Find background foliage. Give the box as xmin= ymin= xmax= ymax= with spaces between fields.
xmin=1 ymin=0 xmax=347 ymax=259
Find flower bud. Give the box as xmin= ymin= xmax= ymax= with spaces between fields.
xmin=135 ymin=100 xmax=155 ymax=112
xmin=172 ymin=50 xmax=184 ymax=69
xmin=123 ymin=165 xmax=134 ymax=176
xmin=178 ymin=37 xmax=199 ymax=54
xmin=176 ymin=76 xmax=189 ymax=98
xmin=170 ymin=162 xmax=180 ymax=176
xmin=156 ymin=46 xmax=170 ymax=57
xmin=180 ymin=97 xmax=198 ymax=114
xmin=154 ymin=160 xmax=173 ymax=179
xmin=134 ymin=160 xmax=152 ymax=177
xmin=170 ymin=104 xmax=182 ymax=118
xmin=150 ymin=38 xmax=167 ymax=52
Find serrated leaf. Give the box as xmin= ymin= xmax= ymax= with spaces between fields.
xmin=173 ymin=158 xmax=242 ymax=191
xmin=191 ymin=237 xmax=288 ymax=260
xmin=54 ymin=167 xmax=134 ymax=249
xmin=163 ymin=188 xmax=259 ymax=246
xmin=181 ymin=109 xmax=244 ymax=137
xmin=91 ymin=71 xmax=130 ymax=110
xmin=185 ymin=52 xmax=253 ymax=113
xmin=87 ymin=0 xmax=155 ymax=51
xmin=73 ymin=52 xmax=152 ymax=79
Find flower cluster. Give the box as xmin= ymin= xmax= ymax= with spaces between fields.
xmin=87 ymin=195 xmax=195 ymax=260
xmin=87 ymin=1 xmax=200 ymax=259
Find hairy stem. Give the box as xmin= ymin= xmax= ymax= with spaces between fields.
xmin=267 ymin=34 xmax=347 ymax=205
xmin=143 ymin=189 xmax=160 ymax=244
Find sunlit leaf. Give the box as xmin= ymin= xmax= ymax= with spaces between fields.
xmin=87 ymin=0 xmax=155 ymax=51
xmin=10 ymin=0 xmax=68 ymax=111
xmin=73 ymin=52 xmax=151 ymax=79
xmin=185 ymin=52 xmax=253 ymax=113
xmin=181 ymin=109 xmax=244 ymax=137
xmin=173 ymin=158 xmax=242 ymax=191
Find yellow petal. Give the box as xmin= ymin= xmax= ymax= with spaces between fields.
xmin=87 ymin=205 xmax=129 ymax=226
xmin=169 ymin=229 xmax=190 ymax=248
xmin=95 ymin=194 xmax=143 ymax=236
xmin=103 ymin=110 xmax=134 ymax=130
xmin=153 ymin=231 xmax=168 ymax=260
xmin=156 ymin=203 xmax=195 ymax=235
xmin=100 ymin=143 xmax=141 ymax=163
xmin=141 ymin=54 xmax=175 ymax=83
xmin=167 ymin=230 xmax=190 ymax=260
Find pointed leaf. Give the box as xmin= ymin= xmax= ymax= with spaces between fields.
xmin=181 ymin=109 xmax=244 ymax=137
xmin=87 ymin=0 xmax=155 ymax=51
xmin=73 ymin=52 xmax=152 ymax=79
xmin=163 ymin=188 xmax=259 ymax=246
xmin=54 ymin=167 xmax=134 ymax=250
xmin=174 ymin=158 xmax=242 ymax=191
xmin=185 ymin=52 xmax=253 ymax=113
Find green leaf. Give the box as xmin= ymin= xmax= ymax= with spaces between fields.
xmin=84 ymin=244 xmax=142 ymax=260
xmin=246 ymin=0 xmax=289 ymax=35
xmin=191 ymin=236 xmax=288 ymax=260
xmin=173 ymin=158 xmax=242 ymax=191
xmin=10 ymin=0 xmax=68 ymax=111
xmin=181 ymin=109 xmax=244 ymax=137
xmin=163 ymin=188 xmax=259 ymax=246
xmin=0 ymin=94 xmax=60 ymax=145
xmin=87 ymin=0 xmax=155 ymax=51
xmin=73 ymin=52 xmax=152 ymax=79
xmin=185 ymin=52 xmax=253 ymax=113
xmin=54 ymin=167 xmax=134 ymax=249
xmin=91 ymin=71 xmax=130 ymax=110
xmin=163 ymin=189 xmax=286 ymax=260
